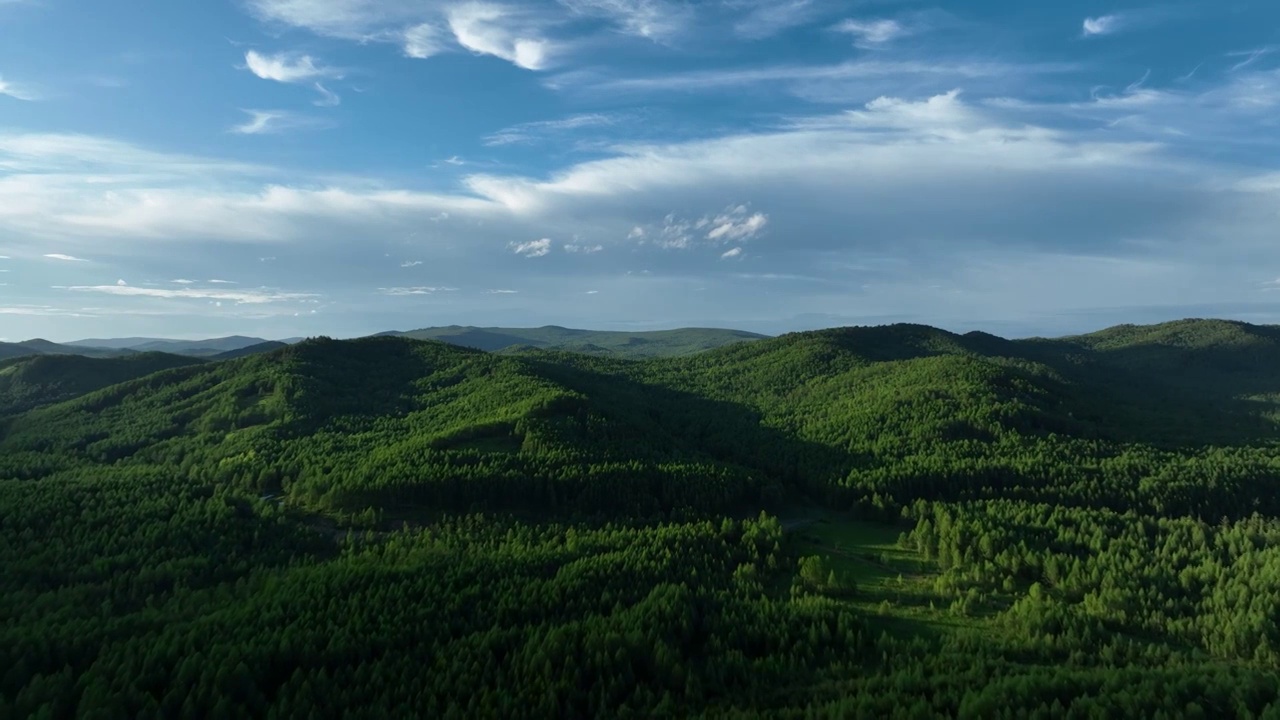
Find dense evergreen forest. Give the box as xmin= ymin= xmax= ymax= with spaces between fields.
xmin=5 ymin=317 xmax=1280 ymax=717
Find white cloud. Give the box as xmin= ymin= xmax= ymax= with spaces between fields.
xmin=0 ymin=74 xmax=35 ymax=101
xmin=379 ymin=286 xmax=457 ymax=295
xmin=246 ymin=1 xmax=457 ymax=63
xmin=721 ymin=247 xmax=743 ymax=259
xmin=1082 ymin=15 xmax=1123 ymax=37
xmin=733 ymin=0 xmax=822 ymax=40
xmin=560 ymin=58 xmax=1074 ymax=98
xmin=625 ymin=206 xmax=766 ymax=249
xmin=246 ymin=0 xmax=429 ymax=39
xmin=558 ymin=0 xmax=692 ymax=41
xmin=58 ymin=284 xmax=318 ymax=304
xmin=43 ymin=253 xmax=88 ymax=262
xmin=230 ymin=110 xmax=332 ymax=135
xmin=487 ymin=289 xmax=518 ymax=294
xmin=833 ymin=18 xmax=905 ymax=46
xmin=208 ymin=279 xmax=237 ymax=284
xmin=563 ymin=243 xmax=603 ymax=253
xmin=510 ymin=237 xmax=552 ymax=257
xmin=6 ymin=83 xmax=1280 ymax=339
xmin=484 ymin=113 xmax=616 ymax=146
xmin=231 ymin=110 xmax=291 ymax=135
xmin=404 ymin=22 xmax=448 ymax=58
xmin=171 ymin=279 xmax=195 ymax=284
xmin=705 ymin=206 xmax=768 ymax=242
xmin=313 ymin=82 xmax=341 ymax=107
xmin=447 ymin=3 xmax=554 ymax=70
xmin=116 ymin=278 xmax=127 ymax=286
xmin=1228 ymin=48 xmax=1273 ymax=73
xmin=243 ymin=50 xmax=341 ymax=83
xmin=400 ymin=260 xmax=423 ymax=267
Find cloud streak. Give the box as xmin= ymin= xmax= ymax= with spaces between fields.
xmin=833 ymin=18 xmax=905 ymax=46
xmin=510 ymin=238 xmax=552 ymax=257
xmin=1082 ymin=14 xmax=1124 ymax=37
xmin=0 ymin=74 xmax=35 ymax=101
xmin=58 ymin=284 xmax=318 ymax=304
xmin=484 ymin=113 xmax=616 ymax=146
xmin=230 ymin=110 xmax=324 ymax=135
xmin=244 ymin=50 xmax=341 ymax=83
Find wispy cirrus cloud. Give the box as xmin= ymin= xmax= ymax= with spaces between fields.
xmin=379 ymin=286 xmax=457 ymax=296
xmin=403 ymin=22 xmax=449 ymax=58
xmin=43 ymin=253 xmax=89 ymax=262
xmin=510 ymin=238 xmax=552 ymax=257
xmin=484 ymin=113 xmax=616 ymax=146
xmin=731 ymin=0 xmax=824 ymax=40
xmin=1228 ymin=47 xmax=1274 ymax=73
xmin=1082 ymin=14 xmax=1124 ymax=37
xmin=243 ymin=50 xmax=342 ymax=83
xmin=0 ymin=74 xmax=36 ymax=101
xmin=313 ymin=82 xmax=341 ymax=107
xmin=833 ymin=18 xmax=905 ymax=46
xmin=58 ymin=284 xmax=317 ymax=304
xmin=551 ymin=58 xmax=1076 ymax=99
xmin=230 ymin=110 xmax=327 ymax=135
xmin=558 ymin=0 xmax=693 ymax=41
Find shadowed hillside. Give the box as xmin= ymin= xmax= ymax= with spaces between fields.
xmin=0 ymin=352 xmax=205 ymax=416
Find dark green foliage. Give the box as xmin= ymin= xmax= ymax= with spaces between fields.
xmin=210 ymin=341 xmax=290 ymax=360
xmin=6 ymin=318 xmax=1280 ymax=717
xmin=0 ymin=352 xmax=205 ymax=416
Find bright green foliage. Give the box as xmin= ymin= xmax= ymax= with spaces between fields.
xmin=5 ymin=319 xmax=1280 ymax=716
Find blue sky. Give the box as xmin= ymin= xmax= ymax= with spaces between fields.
xmin=1 ymin=0 xmax=1279 ymax=341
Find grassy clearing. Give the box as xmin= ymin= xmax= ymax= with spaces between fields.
xmin=788 ymin=511 xmax=993 ymax=637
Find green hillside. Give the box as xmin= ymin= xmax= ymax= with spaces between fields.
xmin=5 ymin=319 xmax=1280 ymax=717
xmin=0 ymin=352 xmax=205 ymax=416
xmin=386 ymin=324 xmax=768 ymax=358
xmin=211 ymin=340 xmax=290 ymax=360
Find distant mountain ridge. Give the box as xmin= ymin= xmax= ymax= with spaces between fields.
xmin=381 ymin=325 xmax=770 ymax=358
xmin=66 ymin=335 xmax=274 ymax=356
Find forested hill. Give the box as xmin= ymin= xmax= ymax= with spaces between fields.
xmin=0 ymin=352 xmax=205 ymax=417
xmin=6 ymin=318 xmax=1280 ymax=716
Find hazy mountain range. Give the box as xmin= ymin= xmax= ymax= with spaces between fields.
xmin=1 ymin=326 xmax=768 ymax=362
